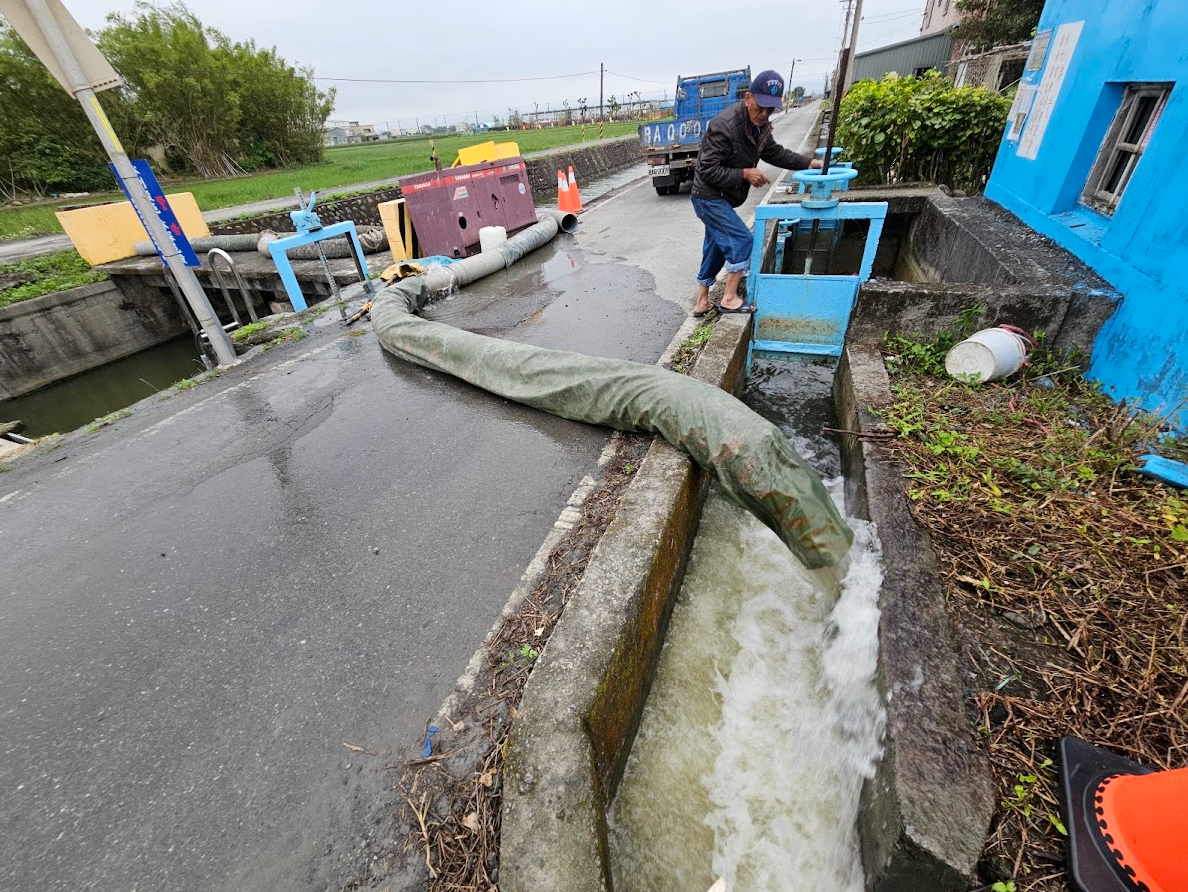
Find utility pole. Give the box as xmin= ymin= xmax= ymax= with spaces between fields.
xmin=599 ymin=62 xmax=604 ymax=122
xmin=830 ymin=0 xmax=853 ymax=100
xmin=11 ymin=0 xmax=236 ymax=366
xmin=843 ymin=0 xmax=865 ymax=94
xmin=823 ymin=0 xmax=862 ymax=175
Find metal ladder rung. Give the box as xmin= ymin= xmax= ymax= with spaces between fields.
xmin=207 ymin=248 xmax=259 ymax=330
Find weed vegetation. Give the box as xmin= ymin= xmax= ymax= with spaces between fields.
xmin=0 ymin=250 xmax=107 ymax=307
xmin=880 ymin=326 xmax=1187 ymax=891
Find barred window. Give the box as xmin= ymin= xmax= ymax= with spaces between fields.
xmin=1082 ymin=84 xmax=1171 ymax=215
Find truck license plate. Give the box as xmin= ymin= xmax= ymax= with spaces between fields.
xmin=648 ymin=165 xmax=671 ymax=177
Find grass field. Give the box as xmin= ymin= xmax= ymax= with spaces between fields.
xmin=0 ymin=122 xmax=642 ymax=242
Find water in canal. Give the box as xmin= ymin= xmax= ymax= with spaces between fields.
xmin=607 ymin=357 xmax=885 ymax=892
xmin=0 ymin=335 xmax=207 ymax=437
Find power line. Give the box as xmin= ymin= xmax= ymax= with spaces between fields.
xmin=862 ymin=9 xmax=922 ymax=24
xmin=861 ymin=5 xmax=922 ymax=22
xmin=604 ymin=69 xmax=672 ymax=85
xmin=312 ymin=70 xmax=598 ymax=85
xmin=95 ymin=65 xmax=600 ymax=85
xmin=861 ymin=21 xmax=926 ymax=48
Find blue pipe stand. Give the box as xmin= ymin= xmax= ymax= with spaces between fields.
xmin=265 ymin=191 xmax=375 ymax=312
xmin=747 ymin=167 xmax=887 ymax=371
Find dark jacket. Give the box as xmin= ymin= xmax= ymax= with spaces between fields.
xmin=691 ymin=102 xmax=811 ymax=207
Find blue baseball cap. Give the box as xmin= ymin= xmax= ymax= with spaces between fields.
xmin=749 ymin=69 xmax=785 ymax=108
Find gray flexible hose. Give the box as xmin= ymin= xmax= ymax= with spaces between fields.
xmin=419 ymin=210 xmax=578 ymax=295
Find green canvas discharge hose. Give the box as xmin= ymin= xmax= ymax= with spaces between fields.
xmin=371 ymin=277 xmax=853 ymax=569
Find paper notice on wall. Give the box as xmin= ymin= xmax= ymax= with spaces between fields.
xmin=1018 ymin=20 xmax=1084 ymax=160
xmin=1006 ymin=84 xmax=1037 ymax=141
xmin=1026 ymin=30 xmax=1052 ymax=71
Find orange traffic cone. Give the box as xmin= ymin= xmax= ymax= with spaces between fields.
xmin=567 ymin=165 xmax=584 ymax=213
xmin=557 ymin=169 xmax=574 ymax=212
xmin=1059 ymin=736 xmax=1188 ymax=892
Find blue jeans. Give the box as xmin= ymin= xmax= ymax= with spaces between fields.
xmin=691 ymin=195 xmax=752 ymax=287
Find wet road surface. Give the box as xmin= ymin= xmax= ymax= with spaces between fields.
xmin=0 ymin=105 xmax=818 ymax=891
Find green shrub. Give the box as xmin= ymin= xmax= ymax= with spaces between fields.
xmin=837 ymin=72 xmax=1010 ymax=194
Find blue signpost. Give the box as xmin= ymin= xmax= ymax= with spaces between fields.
xmin=109 ymin=159 xmax=200 ymax=267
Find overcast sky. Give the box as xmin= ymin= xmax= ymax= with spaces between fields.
xmin=58 ymin=0 xmax=928 ymax=129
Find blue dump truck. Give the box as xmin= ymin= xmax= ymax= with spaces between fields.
xmin=639 ymin=68 xmax=752 ymax=196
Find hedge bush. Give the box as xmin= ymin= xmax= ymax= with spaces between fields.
xmin=837 ymin=72 xmax=1010 ymax=194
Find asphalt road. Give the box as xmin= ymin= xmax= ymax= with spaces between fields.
xmin=0 ymin=104 xmax=818 ymax=892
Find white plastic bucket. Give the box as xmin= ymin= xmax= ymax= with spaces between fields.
xmin=944 ymin=327 xmax=1030 ymax=383
xmin=479 ymin=225 xmax=507 ymax=253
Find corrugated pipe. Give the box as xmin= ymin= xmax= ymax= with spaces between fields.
xmin=131 ymin=226 xmax=389 ymax=259
xmin=257 ymin=227 xmax=387 ymax=259
xmin=419 ymin=209 xmax=578 ymax=295
xmin=134 ymin=234 xmax=258 ymax=255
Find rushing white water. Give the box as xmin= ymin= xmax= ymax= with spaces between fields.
xmin=607 ymin=480 xmax=884 ymax=892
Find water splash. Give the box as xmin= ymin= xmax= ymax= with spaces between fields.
xmin=608 ymin=485 xmax=884 ymax=892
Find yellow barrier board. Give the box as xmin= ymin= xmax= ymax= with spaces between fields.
xmin=451 ymin=141 xmax=521 ymax=167
xmin=377 ymin=198 xmax=419 ymax=261
xmin=56 ymin=193 xmax=211 ymax=266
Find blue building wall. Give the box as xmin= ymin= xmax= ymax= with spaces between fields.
xmin=984 ymin=0 xmax=1188 ymax=427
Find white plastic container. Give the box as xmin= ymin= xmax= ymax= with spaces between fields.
xmin=944 ymin=327 xmax=1030 ymax=383
xmin=479 ymin=225 xmax=507 ymax=253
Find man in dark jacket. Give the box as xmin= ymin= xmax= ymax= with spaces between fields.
xmin=690 ymin=69 xmax=820 ymax=316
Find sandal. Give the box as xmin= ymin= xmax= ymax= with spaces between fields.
xmin=714 ymin=302 xmax=756 ymax=314
xmin=692 ymin=306 xmax=715 ymax=318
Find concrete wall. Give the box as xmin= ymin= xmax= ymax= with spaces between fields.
xmin=209 ymin=188 xmax=403 ymax=236
xmin=835 ymin=345 xmax=994 ymax=891
xmin=523 ymin=135 xmax=641 ymax=202
xmin=984 ymin=0 xmax=1188 ymax=426
xmin=768 ymin=183 xmax=1121 ymax=359
xmin=920 ymin=0 xmax=961 ymax=36
xmin=501 ymin=314 xmax=749 ymax=892
xmin=0 ymin=280 xmax=186 ymax=400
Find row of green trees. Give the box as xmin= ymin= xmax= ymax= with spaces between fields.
xmin=954 ymin=0 xmax=1046 ymax=51
xmin=0 ymin=2 xmax=334 ymax=198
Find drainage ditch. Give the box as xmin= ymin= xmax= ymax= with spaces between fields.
xmin=607 ymin=357 xmax=885 ymax=892
xmin=500 ymin=184 xmax=1125 ymax=892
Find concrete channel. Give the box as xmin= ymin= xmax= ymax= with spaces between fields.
xmin=496 ymin=183 xmax=1120 ymax=891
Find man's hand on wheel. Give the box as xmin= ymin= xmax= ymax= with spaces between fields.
xmin=743 ymin=167 xmax=770 ymax=187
